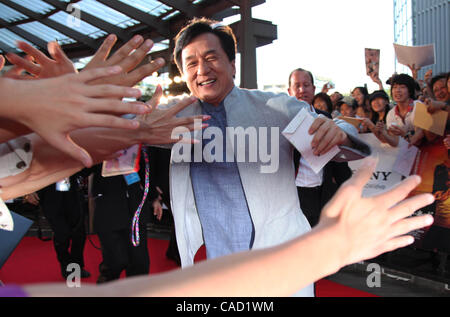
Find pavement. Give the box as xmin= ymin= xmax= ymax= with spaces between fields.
xmin=27 ymin=213 xmax=450 ymax=297
xmin=327 ymin=260 xmax=450 ymax=297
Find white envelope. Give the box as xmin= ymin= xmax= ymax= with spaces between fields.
xmin=0 ymin=197 xmax=14 ymax=231
xmin=282 ymin=108 xmax=340 ymax=174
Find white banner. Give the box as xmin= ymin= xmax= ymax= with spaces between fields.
xmin=348 ymin=134 xmax=407 ymax=197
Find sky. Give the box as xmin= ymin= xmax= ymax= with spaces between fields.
xmin=230 ymin=0 xmax=398 ymax=94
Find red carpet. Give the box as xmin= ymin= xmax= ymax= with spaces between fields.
xmin=0 ymin=236 xmax=376 ymax=297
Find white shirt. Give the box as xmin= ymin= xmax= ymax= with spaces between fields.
xmin=295 ymin=157 xmax=323 ymax=187
xmin=386 ymin=103 xmax=415 ymax=132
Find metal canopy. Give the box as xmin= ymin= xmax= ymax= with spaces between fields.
xmin=0 ymin=0 xmax=277 ymax=88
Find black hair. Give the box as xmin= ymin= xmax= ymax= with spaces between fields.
xmin=352 ymin=86 xmax=369 ymax=107
xmin=430 ymin=73 xmax=448 ymax=90
xmin=288 ymin=68 xmax=314 ymax=87
xmin=369 ymin=90 xmax=390 ymax=104
xmin=368 ymin=90 xmax=390 ymax=123
xmin=336 ymin=99 xmax=357 ymax=111
xmin=312 ymin=92 xmax=333 ymax=113
xmin=390 ymin=73 xmax=416 ymax=99
xmin=173 ymin=17 xmax=237 ymax=73
xmin=352 ymin=86 xmax=369 ymax=96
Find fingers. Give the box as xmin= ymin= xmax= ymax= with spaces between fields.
xmin=388 ymin=192 xmax=435 ymax=224
xmin=308 ymin=115 xmax=325 ymax=135
xmin=77 ymin=65 xmax=122 ymax=83
xmin=16 ymin=41 xmax=50 ymax=66
xmin=88 ymin=34 xmax=117 ymax=66
xmin=80 ymin=112 xmax=140 ymax=131
xmin=83 ymin=83 xmax=142 ymax=99
xmin=375 ymin=213 xmax=434 ymax=255
xmin=172 ymin=116 xmax=209 ymax=134
xmin=45 ymin=133 xmax=93 ymax=168
xmin=5 ymin=52 xmax=41 ymax=75
xmin=346 ymin=156 xmax=378 ymax=190
xmin=108 ymin=35 xmax=144 ymax=66
xmin=88 ymin=99 xmax=150 ymax=117
xmin=390 ymin=214 xmax=434 ymax=243
xmin=322 ymin=157 xmax=378 ymax=218
xmin=0 ymin=55 xmax=4 ymax=70
xmin=147 ymin=85 xmax=163 ymax=108
xmin=48 ymin=41 xmax=72 ymax=65
xmin=124 ymin=58 xmax=165 ymax=87
xmin=167 ymin=95 xmax=198 ymax=117
xmin=376 ymin=235 xmax=416 ymax=255
xmin=316 ymin=130 xmax=345 ymax=155
xmin=372 ymin=175 xmax=423 ymax=210
xmin=310 ymin=117 xmax=344 ymax=155
xmin=117 ymin=39 xmax=154 ymax=73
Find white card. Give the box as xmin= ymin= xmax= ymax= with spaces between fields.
xmin=393 ymin=43 xmax=436 ymax=68
xmin=392 ymin=137 xmax=419 ymax=177
xmin=282 ymin=108 xmax=340 ymax=174
xmin=0 ymin=196 xmax=14 ymax=231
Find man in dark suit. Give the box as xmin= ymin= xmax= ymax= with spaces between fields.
xmin=147 ymin=146 xmax=181 ymax=266
xmin=288 ymin=68 xmax=352 ymax=227
xmin=38 ymin=170 xmax=91 ymax=279
xmin=92 ymin=147 xmax=159 ymax=283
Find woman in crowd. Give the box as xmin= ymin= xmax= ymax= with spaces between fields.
xmin=360 ymin=90 xmax=391 ymax=137
xmin=312 ymin=92 xmax=333 ymax=115
xmin=352 ymin=86 xmax=370 ymax=119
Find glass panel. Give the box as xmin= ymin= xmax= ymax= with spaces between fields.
xmin=9 ymin=0 xmax=54 ymax=14
xmin=77 ymin=0 xmax=139 ymax=29
xmin=0 ymin=28 xmax=35 ymax=52
xmin=118 ymin=0 xmax=172 ymax=17
xmin=48 ymin=11 xmax=107 ymax=39
xmin=0 ymin=3 xmax=28 ymax=22
xmin=17 ymin=21 xmax=76 ymax=45
xmin=162 ymin=10 xmax=180 ymax=21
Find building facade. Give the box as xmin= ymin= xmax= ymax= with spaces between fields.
xmin=393 ymin=0 xmax=449 ymax=77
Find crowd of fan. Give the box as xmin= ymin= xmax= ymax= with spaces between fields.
xmin=315 ymin=69 xmax=450 ymax=149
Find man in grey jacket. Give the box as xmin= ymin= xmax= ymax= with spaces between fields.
xmin=167 ymin=18 xmax=370 ymax=296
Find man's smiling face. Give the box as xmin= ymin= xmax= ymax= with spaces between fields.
xmin=181 ymin=32 xmax=236 ymax=106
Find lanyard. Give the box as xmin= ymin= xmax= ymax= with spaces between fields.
xmin=131 ymin=148 xmax=150 ymax=247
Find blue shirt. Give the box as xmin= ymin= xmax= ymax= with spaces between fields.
xmin=190 ymin=101 xmax=254 ymax=259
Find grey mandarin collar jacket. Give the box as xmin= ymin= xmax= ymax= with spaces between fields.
xmin=163 ymin=86 xmax=370 ymax=296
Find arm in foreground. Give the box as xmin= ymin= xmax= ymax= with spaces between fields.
xmin=24 ymin=157 xmax=434 ymax=297
xmin=0 ymin=94 xmax=203 ymax=200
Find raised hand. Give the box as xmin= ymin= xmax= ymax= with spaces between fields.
xmin=424 ymin=69 xmax=433 ymax=86
xmin=318 ymin=157 xmax=434 ymax=266
xmin=1 ymin=54 xmax=32 ymax=80
xmin=153 ymin=198 xmax=163 ymax=221
xmin=83 ymin=34 xmax=165 ymax=87
xmin=3 ymin=66 xmax=151 ymax=167
xmin=137 ymin=85 xmax=210 ymax=145
xmin=6 ymin=41 xmax=76 ymax=79
xmin=309 ymin=115 xmax=348 ymax=156
xmin=444 ymin=135 xmax=450 ymax=149
xmin=388 ymin=124 xmax=407 ymax=137
xmin=360 ymin=118 xmax=375 ymax=132
xmin=407 ymin=64 xmax=421 ymax=80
